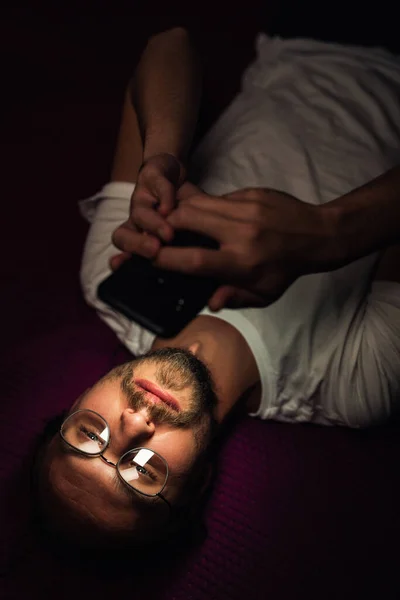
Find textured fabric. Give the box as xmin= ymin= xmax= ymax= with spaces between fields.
xmin=80 ymin=35 xmax=400 ymax=427
xmin=190 ymin=34 xmax=400 ymax=199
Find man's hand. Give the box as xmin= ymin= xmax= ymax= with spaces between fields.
xmin=151 ymin=186 xmax=335 ymax=310
xmin=111 ymin=153 xmax=185 ymax=268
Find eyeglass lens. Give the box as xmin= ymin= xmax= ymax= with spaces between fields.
xmin=61 ymin=410 xmax=109 ymax=455
xmin=118 ymin=449 xmax=167 ymax=494
xmin=61 ymin=410 xmax=168 ymax=495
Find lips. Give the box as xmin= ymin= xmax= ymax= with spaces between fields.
xmin=134 ymin=378 xmax=181 ymax=412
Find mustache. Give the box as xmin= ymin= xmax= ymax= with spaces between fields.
xmin=122 ymin=378 xmax=201 ymax=428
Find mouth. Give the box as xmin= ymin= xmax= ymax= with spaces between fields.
xmin=134 ymin=378 xmax=181 ymax=412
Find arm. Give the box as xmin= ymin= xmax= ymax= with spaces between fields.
xmin=111 ymin=26 xmax=201 ymax=184
xmin=131 ymin=26 xmax=202 ymax=166
xmin=111 ymin=26 xmax=203 ymax=262
xmin=323 ymin=164 xmax=400 ymax=276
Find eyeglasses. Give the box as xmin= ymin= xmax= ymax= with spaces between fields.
xmin=59 ymin=409 xmax=171 ymax=510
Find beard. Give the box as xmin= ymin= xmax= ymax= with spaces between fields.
xmin=110 ymin=348 xmax=218 ymax=445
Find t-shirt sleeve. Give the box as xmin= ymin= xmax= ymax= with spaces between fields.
xmin=323 ymin=280 xmax=400 ymax=427
xmin=79 ymin=181 xmax=156 ymax=356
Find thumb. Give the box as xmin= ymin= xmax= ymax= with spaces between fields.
xmin=176 ymin=182 xmax=203 ymax=203
xmin=151 ymin=176 xmax=177 ymax=217
xmin=208 ymin=285 xmax=267 ymax=311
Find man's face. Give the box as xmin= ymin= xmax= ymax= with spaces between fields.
xmin=41 ymin=347 xmax=217 ymax=546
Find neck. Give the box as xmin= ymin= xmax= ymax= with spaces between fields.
xmin=152 ymin=315 xmax=260 ymax=423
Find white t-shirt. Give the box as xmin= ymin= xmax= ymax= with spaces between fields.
xmin=80 ymin=34 xmax=400 ymax=428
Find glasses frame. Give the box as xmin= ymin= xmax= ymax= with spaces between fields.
xmin=59 ymin=408 xmax=171 ymax=511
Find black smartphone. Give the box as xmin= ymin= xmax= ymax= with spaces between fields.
xmin=97 ymin=230 xmax=219 ymax=338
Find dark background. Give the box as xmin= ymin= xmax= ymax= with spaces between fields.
xmin=1 ymin=3 xmax=400 ymax=599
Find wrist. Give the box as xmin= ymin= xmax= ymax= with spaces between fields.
xmin=300 ymin=204 xmax=348 ymax=274
xmin=140 ymin=152 xmax=186 ymax=185
xmin=318 ymin=166 xmax=400 ymax=268
xmin=143 ymin=137 xmax=188 ymax=165
xmin=318 ymin=199 xmax=365 ymax=270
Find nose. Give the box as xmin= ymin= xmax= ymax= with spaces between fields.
xmin=120 ymin=408 xmax=155 ymax=446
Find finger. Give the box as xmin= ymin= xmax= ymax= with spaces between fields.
xmin=153 ymin=245 xmax=244 ymax=280
xmin=131 ymin=206 xmax=174 ymax=242
xmin=208 ymin=285 xmax=268 ymax=310
xmin=207 ymin=285 xmax=238 ymax=311
xmin=150 ymin=176 xmax=177 ymax=217
xmin=112 ymin=224 xmax=161 ymax=259
xmin=166 ymin=203 xmax=238 ymax=242
xmin=176 ymin=182 xmax=204 ymax=203
xmin=109 ymin=252 xmax=131 ymax=271
xmin=131 ymin=186 xmax=157 ymax=208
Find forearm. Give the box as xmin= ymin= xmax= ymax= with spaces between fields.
xmin=321 ymin=165 xmax=400 ymax=268
xmin=131 ymin=26 xmax=202 ymax=166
